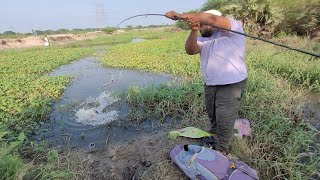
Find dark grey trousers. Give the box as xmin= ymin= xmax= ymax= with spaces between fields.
xmin=204 ymin=79 xmax=247 ymax=151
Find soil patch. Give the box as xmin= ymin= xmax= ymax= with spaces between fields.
xmin=85 ymin=131 xmax=193 ymax=180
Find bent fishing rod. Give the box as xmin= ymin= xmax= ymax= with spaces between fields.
xmin=115 ymin=13 xmax=320 ymax=58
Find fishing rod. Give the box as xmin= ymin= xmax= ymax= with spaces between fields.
xmin=115 ymin=14 xmax=166 ymax=29
xmin=115 ymin=13 xmax=320 ymax=58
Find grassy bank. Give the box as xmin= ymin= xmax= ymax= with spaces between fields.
xmin=65 ymin=29 xmax=176 ymax=48
xmin=0 ymin=47 xmax=93 ymax=179
xmin=246 ymin=36 xmax=320 ymax=91
xmin=102 ymin=31 xmax=319 ymax=179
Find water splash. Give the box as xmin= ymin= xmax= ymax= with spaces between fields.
xmin=75 ymin=92 xmax=119 ymax=126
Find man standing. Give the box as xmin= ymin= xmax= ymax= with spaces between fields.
xmin=44 ymin=35 xmax=50 ymax=46
xmin=165 ymin=10 xmax=247 ymax=154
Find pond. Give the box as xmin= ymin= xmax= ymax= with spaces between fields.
xmin=36 ymin=56 xmax=178 ymax=150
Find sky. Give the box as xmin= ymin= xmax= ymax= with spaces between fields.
xmin=0 ymin=0 xmax=207 ymax=33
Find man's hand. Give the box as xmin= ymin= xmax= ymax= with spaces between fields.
xmin=165 ymin=11 xmax=200 ymax=31
xmin=165 ymin=11 xmax=185 ymax=20
xmin=186 ymin=15 xmax=200 ymax=31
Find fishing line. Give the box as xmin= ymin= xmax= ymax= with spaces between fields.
xmin=115 ymin=13 xmax=320 ymax=58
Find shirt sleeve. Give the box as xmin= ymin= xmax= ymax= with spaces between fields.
xmin=225 ymin=18 xmax=244 ymax=38
xmin=197 ymin=36 xmax=204 ymax=50
xmin=197 ymin=36 xmax=203 ymax=49
xmin=231 ymin=18 xmax=243 ymax=31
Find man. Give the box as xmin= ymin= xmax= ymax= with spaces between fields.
xmin=44 ymin=35 xmax=50 ymax=46
xmin=165 ymin=10 xmax=247 ymax=154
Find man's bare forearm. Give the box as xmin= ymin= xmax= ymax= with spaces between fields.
xmin=185 ymin=30 xmax=200 ymax=55
xmin=166 ymin=12 xmax=231 ymax=30
xmin=192 ymin=13 xmax=231 ymax=30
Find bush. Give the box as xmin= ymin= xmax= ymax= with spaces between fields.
xmin=126 ymin=25 xmax=133 ymax=30
xmin=175 ymin=21 xmax=190 ymax=30
xmin=201 ymin=0 xmax=230 ymax=12
xmin=102 ymin=27 xmax=116 ymax=34
xmin=201 ymin=0 xmax=320 ymax=37
xmin=202 ymin=0 xmax=283 ymax=36
xmin=3 ymin=31 xmax=16 ymax=35
xmin=277 ymin=4 xmax=320 ymax=36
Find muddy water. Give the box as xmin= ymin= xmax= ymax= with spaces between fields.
xmin=37 ymin=57 xmax=177 ymax=150
xmin=301 ymin=91 xmax=320 ymax=178
xmin=131 ymin=38 xmax=145 ymax=43
xmin=303 ymin=91 xmax=320 ymax=130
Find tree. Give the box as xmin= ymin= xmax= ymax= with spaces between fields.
xmin=201 ymin=0 xmax=230 ymax=12
xmin=3 ymin=31 xmax=16 ymax=35
xmin=276 ymin=2 xmax=320 ymax=36
xmin=126 ymin=25 xmax=133 ymax=30
xmin=72 ymin=28 xmax=83 ymax=31
xmin=102 ymin=27 xmax=116 ymax=34
xmin=35 ymin=30 xmax=44 ymax=35
xmin=56 ymin=29 xmax=70 ymax=34
xmin=201 ymin=0 xmax=319 ymax=37
xmin=222 ymin=0 xmax=283 ymax=35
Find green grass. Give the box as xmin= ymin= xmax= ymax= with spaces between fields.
xmin=246 ymin=36 xmax=320 ymax=91
xmin=0 ymin=28 xmax=319 ymax=179
xmin=101 ymin=31 xmax=200 ymax=77
xmin=0 ymin=46 xmax=93 ymax=179
xmin=65 ymin=29 xmax=176 ymax=48
xmin=0 ymin=129 xmax=25 ymax=180
xmin=102 ymin=31 xmax=319 ymax=179
xmin=0 ymin=47 xmax=93 ymax=126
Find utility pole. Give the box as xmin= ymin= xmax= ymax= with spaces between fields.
xmin=95 ymin=3 xmax=106 ymax=30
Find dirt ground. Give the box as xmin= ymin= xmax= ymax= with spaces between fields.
xmin=0 ymin=27 xmax=174 ymax=50
xmin=0 ymin=32 xmax=103 ymax=50
xmin=85 ymin=130 xmax=196 ymax=180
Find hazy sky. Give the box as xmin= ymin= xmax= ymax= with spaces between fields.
xmin=0 ymin=0 xmax=207 ymax=33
